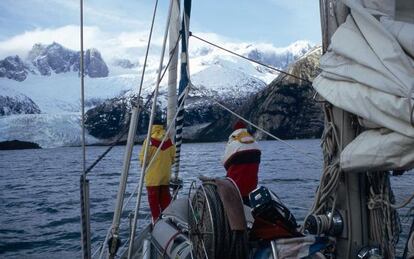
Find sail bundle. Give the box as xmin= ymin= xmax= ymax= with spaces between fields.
xmin=313 ymin=0 xmax=414 ymax=172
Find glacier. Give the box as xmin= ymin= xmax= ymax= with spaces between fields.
xmin=0 ymin=40 xmax=313 ymax=148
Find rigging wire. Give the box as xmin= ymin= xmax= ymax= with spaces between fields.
xmin=84 ymin=31 xmax=314 ymax=174
xmin=188 ymin=84 xmax=322 ymax=164
xmin=95 ymin=87 xmax=192 ymax=259
xmin=79 ymin=0 xmax=92 ymax=258
xmin=127 ymin=1 xmax=175 ymax=257
xmin=107 ymin=0 xmax=162 ymax=258
xmin=84 ymin=34 xmax=181 ymax=175
xmin=79 ymin=0 xmax=86 ymax=177
xmin=190 ymin=33 xmax=313 ymax=84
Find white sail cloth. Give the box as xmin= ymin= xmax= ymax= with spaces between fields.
xmin=313 ymin=0 xmax=414 ymax=172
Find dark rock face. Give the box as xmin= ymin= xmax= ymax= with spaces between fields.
xmin=0 ymin=94 xmax=41 ymax=115
xmin=29 ymin=43 xmax=78 ymax=76
xmin=0 ymin=43 xmax=110 ymax=81
xmin=244 ymin=47 xmax=324 ymax=140
xmin=85 ymin=97 xmax=131 ymax=139
xmin=112 ymin=58 xmax=139 ymax=69
xmin=0 ymin=56 xmax=29 ymax=81
xmin=84 ymin=47 xmax=322 ymax=143
xmin=27 ymin=42 xmax=109 ymax=78
xmin=83 ymin=49 xmax=109 ymax=78
xmin=190 ymin=47 xmax=323 ymax=142
xmin=84 ymin=94 xmax=239 ymax=142
xmin=0 ymin=140 xmax=41 ymax=150
xmin=85 ymin=96 xmax=149 ymax=139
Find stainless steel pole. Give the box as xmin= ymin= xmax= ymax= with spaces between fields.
xmin=79 ymin=0 xmax=91 ymax=257
xmin=127 ymin=0 xmax=175 ymax=258
xmin=107 ymin=1 xmax=160 ymax=258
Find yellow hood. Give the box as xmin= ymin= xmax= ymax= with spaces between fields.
xmin=150 ymin=124 xmax=165 ymax=140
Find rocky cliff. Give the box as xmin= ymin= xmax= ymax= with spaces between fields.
xmin=0 ymin=56 xmax=30 ymax=81
xmin=244 ymin=46 xmax=323 ymax=140
xmin=0 ymin=40 xmax=316 ymax=147
xmin=0 ymin=42 xmax=109 ymax=81
xmin=0 ymin=86 xmax=41 ymax=115
xmin=0 ymin=94 xmax=41 ymax=116
xmin=83 ymin=46 xmax=323 ymax=143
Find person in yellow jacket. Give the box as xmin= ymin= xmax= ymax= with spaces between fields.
xmin=139 ymin=122 xmax=176 ymax=222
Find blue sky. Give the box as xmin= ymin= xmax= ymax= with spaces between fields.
xmin=0 ymin=0 xmax=321 ymax=59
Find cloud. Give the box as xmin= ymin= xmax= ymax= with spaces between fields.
xmin=0 ymin=25 xmax=247 ymax=62
xmin=0 ymin=24 xmax=313 ymax=69
xmin=0 ymin=25 xmax=165 ymax=61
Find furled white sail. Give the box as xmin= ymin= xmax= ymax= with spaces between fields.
xmin=167 ymin=0 xmax=180 ymax=134
xmin=313 ymin=0 xmax=414 ymax=172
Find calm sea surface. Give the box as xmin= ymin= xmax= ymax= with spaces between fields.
xmin=0 ymin=140 xmax=412 ymax=258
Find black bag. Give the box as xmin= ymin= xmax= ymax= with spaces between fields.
xmin=249 ymin=186 xmax=300 ymax=239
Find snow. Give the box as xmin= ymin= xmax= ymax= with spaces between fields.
xmin=0 ymin=73 xmax=153 ymax=113
xmin=0 ymin=113 xmax=100 ymax=148
xmin=0 ymin=40 xmax=313 ymax=148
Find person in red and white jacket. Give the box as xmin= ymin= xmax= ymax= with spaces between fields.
xmin=222 ymin=120 xmax=261 ymax=205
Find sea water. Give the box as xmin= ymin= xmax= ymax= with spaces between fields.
xmin=0 ymin=140 xmax=412 ymax=258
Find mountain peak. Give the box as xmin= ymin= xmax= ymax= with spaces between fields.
xmin=112 ymin=58 xmax=139 ymax=69
xmin=2 ymin=42 xmax=111 ymax=79
xmin=243 ymin=40 xmax=314 ymax=70
xmin=0 ymin=55 xmax=29 ymax=81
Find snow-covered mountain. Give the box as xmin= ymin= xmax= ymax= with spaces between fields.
xmin=0 ymin=40 xmax=313 ymax=147
xmin=0 ymin=42 xmax=109 ymax=80
xmin=0 ymin=85 xmax=40 ymax=115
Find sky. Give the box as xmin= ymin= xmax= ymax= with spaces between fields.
xmin=0 ymin=0 xmax=321 ymax=60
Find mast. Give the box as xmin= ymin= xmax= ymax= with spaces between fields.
xmin=319 ymin=0 xmax=369 ymax=257
xmin=173 ymin=0 xmax=192 ymax=179
xmin=166 ymin=0 xmax=181 ymax=135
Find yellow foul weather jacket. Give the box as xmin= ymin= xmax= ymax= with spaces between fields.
xmin=139 ymin=125 xmax=176 ymax=187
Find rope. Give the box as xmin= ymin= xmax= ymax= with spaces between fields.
xmin=190 ymin=33 xmax=312 ymax=84
xmin=368 ymin=190 xmax=414 ymax=210
xmin=367 ymin=172 xmax=400 ymax=258
xmin=97 ymin=228 xmax=111 ymax=259
xmin=190 ymin=182 xmax=248 ymax=258
xmin=403 ymin=214 xmax=414 ymax=259
xmin=302 ymin=103 xmax=341 ymax=233
xmin=189 ymin=84 xmax=321 ymax=164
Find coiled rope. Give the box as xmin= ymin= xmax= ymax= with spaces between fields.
xmin=367 ymin=172 xmax=401 ymax=258
xmin=189 ymin=182 xmax=248 ymax=259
